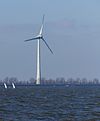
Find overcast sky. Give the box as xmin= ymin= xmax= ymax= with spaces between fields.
xmin=0 ymin=0 xmax=100 ymax=80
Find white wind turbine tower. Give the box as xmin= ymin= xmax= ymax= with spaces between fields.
xmin=25 ymin=15 xmax=53 ymax=84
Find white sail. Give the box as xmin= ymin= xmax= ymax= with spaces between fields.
xmin=4 ymin=83 xmax=7 ymax=89
xmin=12 ymin=83 xmax=15 ymax=89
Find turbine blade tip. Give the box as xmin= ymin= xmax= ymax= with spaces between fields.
xmin=24 ymin=40 xmax=28 ymax=42
xmin=51 ymin=51 xmax=54 ymax=54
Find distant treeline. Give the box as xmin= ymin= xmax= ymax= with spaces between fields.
xmin=0 ymin=77 xmax=100 ymax=85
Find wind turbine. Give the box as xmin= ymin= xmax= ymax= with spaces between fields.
xmin=25 ymin=15 xmax=53 ymax=84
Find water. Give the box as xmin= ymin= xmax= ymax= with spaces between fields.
xmin=0 ymin=85 xmax=100 ymax=121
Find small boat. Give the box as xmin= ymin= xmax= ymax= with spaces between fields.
xmin=12 ymin=83 xmax=15 ymax=89
xmin=4 ymin=83 xmax=7 ymax=89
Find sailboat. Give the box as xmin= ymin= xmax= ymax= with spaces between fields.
xmin=12 ymin=83 xmax=15 ymax=89
xmin=4 ymin=83 xmax=7 ymax=89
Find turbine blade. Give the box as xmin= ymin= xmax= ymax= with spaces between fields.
xmin=39 ymin=15 xmax=45 ymax=35
xmin=24 ymin=37 xmax=39 ymax=42
xmin=42 ymin=37 xmax=53 ymax=54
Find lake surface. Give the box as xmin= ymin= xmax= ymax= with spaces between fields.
xmin=0 ymin=85 xmax=100 ymax=121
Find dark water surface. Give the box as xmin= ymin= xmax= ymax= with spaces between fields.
xmin=0 ymin=85 xmax=100 ymax=121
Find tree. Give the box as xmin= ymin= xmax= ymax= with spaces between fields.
xmin=93 ymin=78 xmax=99 ymax=84
xmin=29 ymin=78 xmax=36 ymax=84
xmin=67 ymin=78 xmax=74 ymax=84
xmin=3 ymin=77 xmax=9 ymax=84
xmin=48 ymin=78 xmax=55 ymax=84
xmin=41 ymin=77 xmax=46 ymax=84
xmin=9 ymin=77 xmax=18 ymax=84
xmin=75 ymin=78 xmax=81 ymax=84
xmin=81 ymin=78 xmax=88 ymax=84
xmin=56 ymin=77 xmax=65 ymax=84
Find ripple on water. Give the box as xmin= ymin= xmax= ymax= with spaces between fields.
xmin=0 ymin=86 xmax=99 ymax=121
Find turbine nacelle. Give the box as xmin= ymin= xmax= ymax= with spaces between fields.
xmin=35 ymin=34 xmax=43 ymax=39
